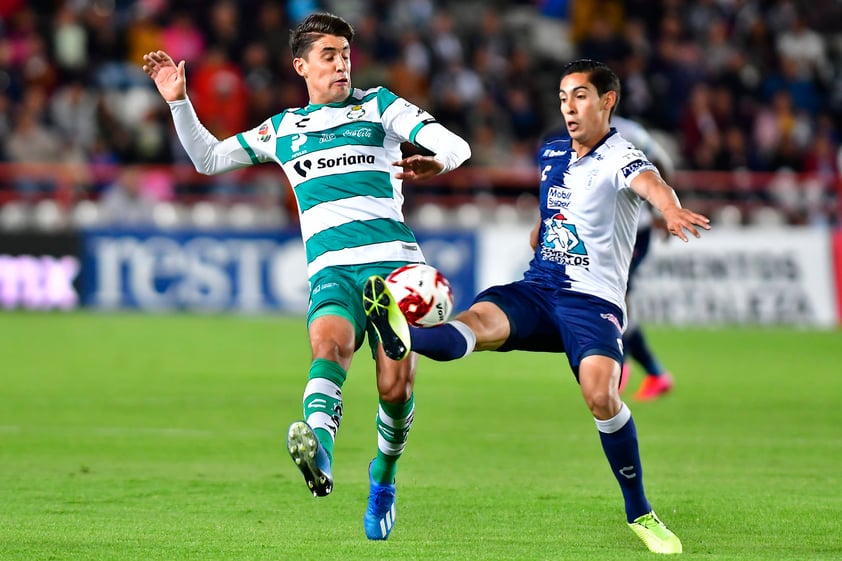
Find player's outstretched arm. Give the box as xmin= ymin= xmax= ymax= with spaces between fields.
xmin=395 ymin=122 xmax=471 ymax=180
xmin=393 ymin=154 xmax=445 ymax=180
xmin=631 ymin=170 xmax=710 ymax=242
xmin=141 ymin=50 xmax=255 ymax=176
xmin=142 ymin=50 xmax=186 ymax=102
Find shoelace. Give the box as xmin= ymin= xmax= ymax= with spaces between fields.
xmin=370 ymin=484 xmax=395 ymax=511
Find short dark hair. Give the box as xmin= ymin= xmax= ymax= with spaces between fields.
xmin=289 ymin=13 xmax=355 ymax=59
xmin=560 ymin=59 xmax=621 ymax=117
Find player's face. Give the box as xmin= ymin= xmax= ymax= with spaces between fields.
xmin=294 ymin=35 xmax=351 ymax=105
xmin=559 ymin=72 xmax=613 ymax=151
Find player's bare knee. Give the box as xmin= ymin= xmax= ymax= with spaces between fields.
xmin=377 ymin=378 xmax=413 ymax=403
xmin=375 ymin=359 xmax=415 ymax=402
xmin=584 ymin=390 xmax=618 ymax=419
xmin=458 ymin=303 xmax=509 ymax=347
xmin=311 ymin=338 xmax=354 ymax=365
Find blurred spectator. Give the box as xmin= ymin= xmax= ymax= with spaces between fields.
xmin=702 ymin=18 xmax=738 ymax=79
xmin=161 ymin=11 xmax=206 ymax=65
xmin=680 ymin=83 xmax=719 ymax=167
xmin=0 ymin=0 xmax=839 ymax=226
xmin=253 ymin=1 xmax=289 ymax=70
xmin=4 ymin=96 xmax=89 ymax=202
xmin=775 ymin=12 xmax=830 ymax=83
xmin=429 ymin=59 xmax=482 ymax=139
xmin=427 ymin=11 xmax=463 ymax=68
xmin=577 ymin=13 xmax=630 ymax=70
xmin=190 ymin=46 xmax=248 ymax=139
xmin=569 ymin=0 xmax=623 ymax=45
xmin=753 ymin=89 xmax=812 ymax=170
xmin=51 ymin=5 xmax=88 ymax=76
xmin=620 ymin=52 xmax=654 ymax=120
xmin=49 ymin=77 xmax=98 ymax=152
xmin=205 ymin=0 xmax=245 ymax=61
xmin=762 ymin=55 xmax=823 ymax=116
xmin=125 ymin=5 xmax=163 ymax=68
xmin=99 ymin=166 xmax=157 ymax=226
xmin=388 ymin=27 xmax=430 ymax=106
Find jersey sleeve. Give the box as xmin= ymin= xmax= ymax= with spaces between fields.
xmin=235 ymin=118 xmax=280 ymax=164
xmin=169 ymin=98 xmax=268 ymax=174
xmin=615 ymin=147 xmax=659 ymax=190
xmin=377 ymin=87 xmax=435 ymax=143
xmin=376 ymin=87 xmax=470 ymax=173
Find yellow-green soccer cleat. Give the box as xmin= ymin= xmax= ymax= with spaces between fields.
xmin=628 ymin=511 xmax=683 ymax=554
xmin=286 ymin=421 xmax=333 ymax=497
xmin=363 ymin=275 xmax=411 ymax=361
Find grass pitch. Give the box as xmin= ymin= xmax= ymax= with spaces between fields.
xmin=1 ymin=312 xmax=840 ymax=560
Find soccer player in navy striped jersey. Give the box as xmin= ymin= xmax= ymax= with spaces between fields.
xmin=366 ymin=59 xmax=709 ymax=554
xmin=544 ymin=116 xmax=680 ymax=401
xmin=143 ymin=12 xmax=470 ymax=541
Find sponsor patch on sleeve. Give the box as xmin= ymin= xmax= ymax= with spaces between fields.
xmin=620 ymin=159 xmax=647 ymax=178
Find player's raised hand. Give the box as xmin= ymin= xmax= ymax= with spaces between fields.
xmin=662 ymin=207 xmax=711 ymax=243
xmin=142 ymin=50 xmax=186 ymax=102
xmin=393 ymin=155 xmax=444 ymax=181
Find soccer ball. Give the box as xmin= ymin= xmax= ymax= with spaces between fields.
xmin=385 ymin=263 xmax=454 ymax=327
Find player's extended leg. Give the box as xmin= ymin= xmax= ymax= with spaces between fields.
xmin=287 ymin=315 xmax=355 ymax=497
xmin=579 ymin=354 xmax=682 ymax=554
xmin=363 ymin=276 xmax=411 ymax=360
xmin=364 ymin=275 xmax=482 ymax=361
xmin=624 ymin=324 xmax=674 ymax=401
xmin=364 ymin=349 xmax=417 ymax=540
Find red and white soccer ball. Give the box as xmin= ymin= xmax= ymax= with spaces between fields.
xmin=385 ymin=263 xmax=454 ymax=327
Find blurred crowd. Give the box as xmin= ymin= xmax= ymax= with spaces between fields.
xmin=0 ymin=0 xmax=840 ymax=225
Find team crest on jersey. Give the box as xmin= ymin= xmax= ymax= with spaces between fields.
xmin=257 ymin=123 xmax=271 ymax=142
xmin=540 ymin=213 xmax=590 ymax=267
xmin=346 ymin=105 xmax=366 ymax=120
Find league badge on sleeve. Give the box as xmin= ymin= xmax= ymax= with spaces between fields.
xmin=258 ymin=122 xmax=271 ymax=142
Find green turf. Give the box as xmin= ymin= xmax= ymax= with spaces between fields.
xmin=1 ymin=312 xmax=840 ymax=560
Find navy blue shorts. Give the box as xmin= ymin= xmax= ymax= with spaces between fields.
xmin=474 ymin=281 xmax=625 ymax=378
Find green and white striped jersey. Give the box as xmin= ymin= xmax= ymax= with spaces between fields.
xmin=235 ymin=86 xmax=435 ymax=278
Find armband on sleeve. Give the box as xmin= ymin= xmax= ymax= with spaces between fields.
xmin=414 ymin=122 xmax=471 ymax=174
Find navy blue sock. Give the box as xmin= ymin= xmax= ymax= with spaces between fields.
xmin=623 ymin=326 xmax=663 ymax=375
xmin=596 ymin=406 xmax=651 ymax=522
xmin=409 ymin=323 xmax=471 ymax=361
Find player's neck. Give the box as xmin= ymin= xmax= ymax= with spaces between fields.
xmin=572 ymin=139 xmax=596 ymax=157
xmin=572 ymin=127 xmax=610 ymax=157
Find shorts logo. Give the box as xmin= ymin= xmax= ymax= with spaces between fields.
xmin=601 ymin=313 xmax=622 ymax=333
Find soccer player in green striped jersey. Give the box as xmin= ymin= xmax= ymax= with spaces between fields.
xmin=142 ymin=12 xmax=470 ymax=540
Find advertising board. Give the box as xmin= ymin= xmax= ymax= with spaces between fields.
xmin=79 ymin=228 xmax=476 ymax=313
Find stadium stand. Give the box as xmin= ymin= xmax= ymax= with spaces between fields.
xmin=0 ymin=0 xmax=840 ymax=230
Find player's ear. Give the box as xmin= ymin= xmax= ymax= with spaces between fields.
xmin=603 ymin=91 xmax=617 ymax=111
xmin=293 ymin=57 xmax=306 ymax=78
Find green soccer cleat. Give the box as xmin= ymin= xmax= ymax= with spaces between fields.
xmin=363 ymin=275 xmax=411 ymax=361
xmin=628 ymin=511 xmax=683 ymax=554
xmin=286 ymin=421 xmax=333 ymax=497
